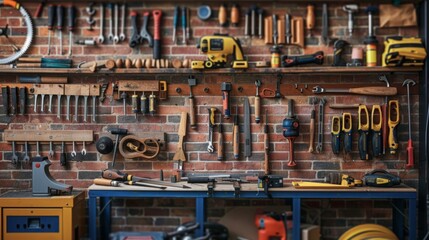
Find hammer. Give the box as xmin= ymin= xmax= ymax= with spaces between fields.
xmin=108 ymin=128 xmax=128 ymax=168
xmin=343 ymin=4 xmax=358 ymax=36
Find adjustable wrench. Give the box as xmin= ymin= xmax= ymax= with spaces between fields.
xmin=207 ymin=107 xmax=217 ymax=153
xmin=119 ymin=4 xmax=126 ymax=41
xmin=108 ymin=4 xmax=114 ymax=41
xmin=11 ymin=141 xmax=18 ymax=165
xmin=97 ymin=3 xmax=104 ymax=44
xmin=316 ymin=98 xmax=326 ymax=153
xmin=113 ymin=3 xmax=119 ymax=43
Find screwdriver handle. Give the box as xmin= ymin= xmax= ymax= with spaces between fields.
xmin=48 ymin=5 xmax=56 ymax=30
xmin=152 ymin=10 xmax=162 ymax=59
xmin=149 ymin=93 xmax=156 ymax=115
xmin=255 ymin=96 xmax=260 ymax=123
xmin=208 ymin=107 xmax=217 ymax=127
xmin=306 ymin=5 xmax=315 ymax=30
xmin=218 ymin=4 xmax=227 ymax=27
xmin=67 ymin=5 xmax=75 ymax=31
xmin=57 ymin=5 xmax=64 ymax=30
xmin=94 ymin=178 xmax=119 ymax=187
xmin=231 ymin=4 xmax=239 ymax=27
xmin=131 ymin=94 xmax=139 ymax=114
xmin=372 ymin=131 xmax=383 ymax=157
xmin=19 ymin=87 xmax=26 ymax=115
xmin=140 ymin=94 xmax=148 ymax=115
xmin=60 ymin=142 xmax=66 ymax=166
xmin=217 ymin=123 xmax=224 ymax=161
xmin=189 ymin=96 xmax=196 ymax=128
xmin=35 ymin=1 xmax=45 ymax=18
xmin=343 ymin=130 xmax=353 ymax=153
xmin=173 ymin=6 xmax=179 ymax=27
xmin=181 ymin=6 xmax=187 ymax=28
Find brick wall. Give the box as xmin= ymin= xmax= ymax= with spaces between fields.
xmin=0 ymin=1 xmax=421 ymax=239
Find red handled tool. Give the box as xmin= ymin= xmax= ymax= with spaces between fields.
xmin=152 ymin=10 xmax=162 ymax=59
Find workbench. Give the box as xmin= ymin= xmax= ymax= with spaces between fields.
xmin=88 ymin=183 xmax=416 ymax=240
xmin=0 ymin=191 xmax=86 ymax=240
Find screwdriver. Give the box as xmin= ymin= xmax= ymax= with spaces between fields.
xmin=233 ymin=105 xmax=240 ymax=160
xmin=57 ymin=5 xmax=64 ymax=55
xmin=149 ymin=92 xmax=156 ymax=116
xmin=131 ymin=92 xmax=139 ymax=120
xmin=172 ymin=6 xmax=179 ymax=44
xmin=67 ymin=5 xmax=75 ymax=58
xmin=140 ymin=92 xmax=148 ymax=115
xmin=47 ymin=5 xmax=56 ymax=55
xmin=181 ymin=7 xmax=187 ymax=44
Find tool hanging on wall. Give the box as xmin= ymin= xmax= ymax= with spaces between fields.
xmin=308 ymin=97 xmax=317 ymax=153
xmin=306 ymin=4 xmax=315 ymax=37
xmin=188 ymin=76 xmax=197 ymax=129
xmin=316 ymin=98 xmax=326 ymax=153
xmin=358 ymin=105 xmax=370 ymax=160
xmin=343 ymin=4 xmax=358 ymax=36
xmin=85 ymin=2 xmax=96 ymax=31
xmin=342 ymin=113 xmax=353 ymax=154
xmin=388 ymin=100 xmax=400 ymax=155
xmin=57 ymin=5 xmax=64 ymax=55
xmin=403 ymin=79 xmax=416 ymax=168
xmin=217 ymin=115 xmax=224 ymax=161
xmin=254 ymin=80 xmax=261 ymax=123
xmin=264 ymin=110 xmax=270 ymax=174
xmin=129 ymin=11 xmax=153 ymax=48
xmin=371 ymin=105 xmax=383 ymax=157
xmin=47 ymin=5 xmax=56 ymax=55
xmin=218 ymin=4 xmax=227 ymax=27
xmin=244 ymin=98 xmax=252 ymax=158
xmin=381 ymin=36 xmax=427 ymax=67
xmin=312 ymin=85 xmax=397 ymax=96
xmin=172 ymin=6 xmax=179 ymax=44
xmin=173 ymin=112 xmax=187 ymax=163
xmin=331 ymin=116 xmax=341 ymax=155
xmin=221 ymin=82 xmax=232 ymax=119
xmin=153 ymin=10 xmax=163 ymax=59
xmin=233 ymin=105 xmax=240 ymax=159
xmin=283 ymin=99 xmax=299 ymax=166
xmin=67 ymin=5 xmax=76 ymax=58
xmin=207 ymin=107 xmax=217 ymax=153
xmin=321 ymin=4 xmax=329 ymax=46
xmin=109 ymin=128 xmax=128 ymax=168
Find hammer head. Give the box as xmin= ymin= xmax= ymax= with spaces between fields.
xmin=402 ymin=79 xmax=416 ymax=87
xmin=379 ymin=75 xmax=390 ymax=87
xmin=343 ymin=4 xmax=358 ymax=13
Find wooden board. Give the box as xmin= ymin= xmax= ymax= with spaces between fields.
xmin=30 ymin=84 xmax=65 ymax=95
xmin=89 ymin=84 xmax=100 ymax=96
xmin=118 ymin=80 xmax=159 ymax=92
xmin=65 ymin=84 xmax=90 ymax=96
xmin=4 ymin=130 xmax=93 ymax=143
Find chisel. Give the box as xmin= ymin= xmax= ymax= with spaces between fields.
xmin=244 ymin=97 xmax=252 ymax=158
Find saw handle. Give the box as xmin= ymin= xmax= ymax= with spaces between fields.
xmin=102 ymin=168 xmax=129 ymax=181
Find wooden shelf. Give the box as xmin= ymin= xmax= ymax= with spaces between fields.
xmin=0 ymin=66 xmax=422 ymax=76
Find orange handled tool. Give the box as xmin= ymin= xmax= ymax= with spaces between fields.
xmin=152 ymin=10 xmax=162 ymax=59
xmin=306 ymin=5 xmax=315 ymax=36
xmin=221 ymin=82 xmax=232 ymax=119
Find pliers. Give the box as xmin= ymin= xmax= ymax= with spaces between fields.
xmin=129 ymin=11 xmax=153 ymax=48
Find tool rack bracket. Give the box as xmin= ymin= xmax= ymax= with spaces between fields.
xmin=4 ymin=130 xmax=94 ymax=143
xmin=118 ymin=80 xmax=160 ymax=92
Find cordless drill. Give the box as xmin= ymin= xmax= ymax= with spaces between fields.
xmin=283 ymin=99 xmax=299 ymax=167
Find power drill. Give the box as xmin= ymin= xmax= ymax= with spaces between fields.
xmin=255 ymin=212 xmax=287 ymax=240
xmin=283 ymin=99 xmax=299 ymax=167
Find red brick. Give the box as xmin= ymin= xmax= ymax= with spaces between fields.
xmin=206 ymin=162 xmax=233 ymax=170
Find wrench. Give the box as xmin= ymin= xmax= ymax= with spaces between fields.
xmin=48 ymin=94 xmax=53 ymax=113
xmin=40 ymin=94 xmax=45 ymax=112
xmin=23 ymin=141 xmax=30 ymax=163
xmin=11 ymin=141 xmax=18 ymax=165
xmin=316 ymin=98 xmax=326 ymax=153
xmin=97 ymin=3 xmax=104 ymax=44
xmin=49 ymin=141 xmax=54 ymax=159
xmin=81 ymin=141 xmax=87 ymax=156
xmin=113 ymin=3 xmax=119 ymax=43
xmin=108 ymin=4 xmax=114 ymax=41
xmin=71 ymin=141 xmax=77 ymax=157
xmin=66 ymin=95 xmax=71 ymax=120
xmin=57 ymin=95 xmax=62 ymax=119
xmin=36 ymin=141 xmax=41 ymax=157
xmin=119 ymin=4 xmax=126 ymax=41
xmin=207 ymin=107 xmax=217 ymax=153
xmin=83 ymin=95 xmax=88 ymax=122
